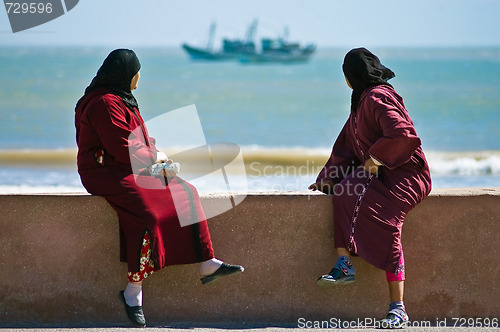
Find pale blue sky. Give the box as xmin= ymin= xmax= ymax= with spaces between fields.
xmin=1 ymin=0 xmax=500 ymax=48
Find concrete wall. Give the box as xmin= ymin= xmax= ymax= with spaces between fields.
xmin=0 ymin=189 xmax=499 ymax=327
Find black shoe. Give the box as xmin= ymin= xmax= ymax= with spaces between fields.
xmin=317 ymin=267 xmax=355 ymax=286
xmin=118 ymin=290 xmax=146 ymax=327
xmin=200 ymin=263 xmax=244 ymax=285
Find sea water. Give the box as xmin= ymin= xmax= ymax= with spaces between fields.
xmin=1 ymin=46 xmax=500 ymax=193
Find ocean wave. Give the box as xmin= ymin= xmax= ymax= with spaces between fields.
xmin=0 ymin=149 xmax=77 ymax=166
xmin=1 ymin=148 xmax=500 ymax=194
xmin=426 ymin=151 xmax=500 ymax=175
xmin=0 ymin=147 xmax=499 ymax=176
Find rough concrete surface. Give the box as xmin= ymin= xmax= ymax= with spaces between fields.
xmin=0 ymin=189 xmax=499 ymax=328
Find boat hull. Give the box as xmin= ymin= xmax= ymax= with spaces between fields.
xmin=182 ymin=44 xmax=235 ymax=60
xmin=238 ymin=51 xmax=314 ymax=64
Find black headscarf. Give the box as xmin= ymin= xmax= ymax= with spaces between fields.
xmin=342 ymin=47 xmax=395 ymax=112
xmin=77 ymin=49 xmax=141 ymax=110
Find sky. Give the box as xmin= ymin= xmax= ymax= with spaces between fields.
xmin=1 ymin=0 xmax=500 ymax=48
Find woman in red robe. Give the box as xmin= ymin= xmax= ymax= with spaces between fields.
xmin=309 ymin=48 xmax=431 ymax=328
xmin=75 ymin=49 xmax=243 ymax=327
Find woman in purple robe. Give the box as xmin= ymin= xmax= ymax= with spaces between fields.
xmin=309 ymin=48 xmax=431 ymax=328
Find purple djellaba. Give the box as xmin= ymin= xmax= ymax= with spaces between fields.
xmin=310 ymin=47 xmax=431 ymax=329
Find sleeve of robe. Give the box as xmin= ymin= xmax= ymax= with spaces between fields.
xmin=88 ymin=94 xmax=156 ymax=169
xmin=367 ymin=91 xmax=422 ymax=170
xmin=316 ymin=121 xmax=361 ymax=184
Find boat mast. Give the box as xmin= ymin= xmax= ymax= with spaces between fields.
xmin=207 ymin=22 xmax=216 ymax=51
xmin=282 ymin=26 xmax=289 ymax=42
xmin=245 ymin=19 xmax=258 ymax=43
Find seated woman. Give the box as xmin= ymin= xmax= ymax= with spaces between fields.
xmin=309 ymin=48 xmax=431 ymax=329
xmin=75 ymin=49 xmax=243 ymax=327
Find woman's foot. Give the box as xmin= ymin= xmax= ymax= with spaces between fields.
xmin=200 ymin=258 xmax=224 ymax=276
xmin=200 ymin=262 xmax=244 ymax=284
xmin=378 ymin=302 xmax=409 ymax=329
xmin=118 ymin=290 xmax=146 ymax=327
xmin=317 ymin=256 xmax=356 ymax=286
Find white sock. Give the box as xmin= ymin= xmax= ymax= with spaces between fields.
xmin=200 ymin=258 xmax=223 ymax=276
xmin=124 ymin=283 xmax=143 ymax=307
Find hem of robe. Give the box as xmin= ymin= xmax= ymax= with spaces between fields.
xmin=123 ymin=229 xmax=215 ymax=274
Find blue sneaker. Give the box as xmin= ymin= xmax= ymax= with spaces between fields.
xmin=378 ymin=303 xmax=410 ymax=329
xmin=317 ymin=267 xmax=356 ymax=286
xmin=317 ymin=256 xmax=356 ymax=286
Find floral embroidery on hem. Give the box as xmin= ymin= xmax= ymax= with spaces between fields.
xmin=128 ymin=232 xmax=155 ymax=283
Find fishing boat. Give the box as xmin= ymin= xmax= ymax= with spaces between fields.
xmin=239 ymin=39 xmax=316 ymax=63
xmin=182 ymin=22 xmax=316 ymax=64
xmin=239 ymin=27 xmax=316 ymax=64
xmin=182 ymin=21 xmax=257 ymax=60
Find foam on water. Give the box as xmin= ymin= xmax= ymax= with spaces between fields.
xmin=0 ymin=147 xmax=499 ymax=194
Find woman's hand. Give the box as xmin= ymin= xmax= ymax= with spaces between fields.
xmin=161 ymin=160 xmax=178 ymax=178
xmin=156 ymin=151 xmax=177 ymax=177
xmin=363 ymin=158 xmax=380 ymax=175
xmin=162 ymin=169 xmax=177 ymax=178
xmin=308 ymin=180 xmax=336 ymax=194
xmin=155 ymin=151 xmax=168 ymax=163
